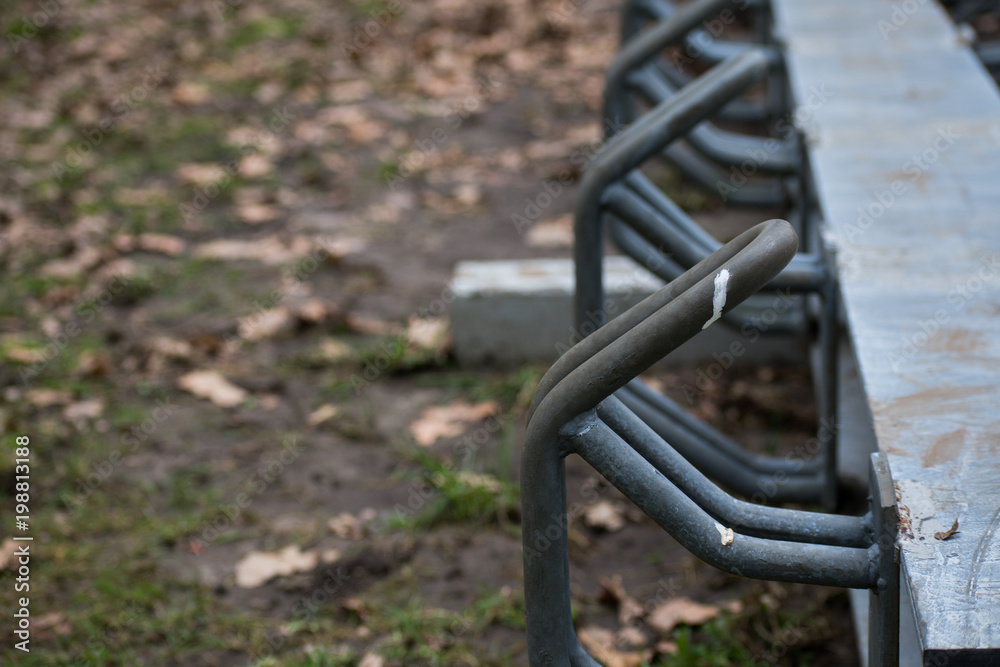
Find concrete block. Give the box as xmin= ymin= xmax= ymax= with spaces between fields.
xmin=450 ymin=256 xmax=807 ymax=367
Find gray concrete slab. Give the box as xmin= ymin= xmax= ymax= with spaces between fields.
xmin=450 ymin=256 xmax=807 ymax=366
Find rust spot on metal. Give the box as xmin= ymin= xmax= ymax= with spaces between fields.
xmin=923 ymin=427 xmax=967 ymax=468
xmin=925 ymin=329 xmax=989 ymax=355
xmin=873 ymin=386 xmax=990 ymax=447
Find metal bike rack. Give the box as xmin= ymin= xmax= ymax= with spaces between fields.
xmin=521 ymin=219 xmax=900 ymax=666
xmin=573 ymin=51 xmax=840 ymax=508
xmin=620 ymin=0 xmax=776 ymax=122
xmin=607 ymin=0 xmax=797 ymax=209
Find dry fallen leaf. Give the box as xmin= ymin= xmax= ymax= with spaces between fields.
xmin=600 ymin=574 xmax=644 ymax=626
xmin=583 ymin=500 xmax=627 ymax=533
xmin=406 ymin=316 xmax=449 ymax=353
xmin=358 ymin=652 xmax=384 ymax=667
xmin=41 ymin=246 xmax=103 ymax=279
xmin=235 ymin=545 xmax=318 ymax=588
xmin=526 ymin=215 xmax=574 ymax=248
xmin=934 ymin=519 xmax=959 ymax=541
xmin=308 ymin=404 xmax=339 ymax=427
xmin=0 ymin=539 xmax=19 ymax=570
xmin=177 ymin=370 xmax=248 ymax=408
xmin=647 ymin=597 xmax=722 ymax=635
xmin=328 ymin=512 xmax=364 ymax=539
xmin=176 ymin=163 xmax=228 ymax=187
xmin=577 ymin=626 xmax=648 ymax=667
xmin=318 ymin=338 xmax=355 ymax=362
xmin=4 ymin=346 xmax=48 ymax=364
xmin=35 ymin=612 xmax=72 ymax=638
xmin=146 ymin=336 xmax=193 ymax=360
xmin=63 ymin=398 xmax=104 ymax=421
xmin=409 ymin=400 xmax=498 ymax=446
xmin=192 ymin=235 xmax=313 ymax=265
xmin=238 ymin=307 xmax=293 ymax=341
xmin=138 ymin=233 xmax=186 ymax=256
xmin=236 ymin=203 xmax=279 ymax=224
xmin=26 ymin=389 xmax=73 ymax=407
xmin=171 ymin=82 xmax=210 ymax=105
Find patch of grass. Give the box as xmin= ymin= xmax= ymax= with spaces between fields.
xmin=226 ymin=17 xmax=306 ymax=50
xmin=388 ymin=447 xmax=519 ymax=530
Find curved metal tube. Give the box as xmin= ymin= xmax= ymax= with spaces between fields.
xmin=596 ymin=396 xmax=871 ymax=546
xmin=522 ymin=220 xmax=875 ymax=666
xmin=578 ymin=50 xmax=772 ymax=330
xmin=605 ymin=0 xmax=796 ymax=177
xmin=621 ymin=0 xmax=777 ymax=123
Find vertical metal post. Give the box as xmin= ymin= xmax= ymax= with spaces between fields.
xmin=868 ymin=453 xmax=900 ymax=667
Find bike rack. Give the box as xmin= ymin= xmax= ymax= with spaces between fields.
xmin=571 ymin=51 xmax=839 ymax=508
xmin=620 ymin=0 xmax=776 ymax=122
xmin=521 ymin=219 xmax=900 ymax=666
xmin=606 ymin=0 xmax=797 ymax=209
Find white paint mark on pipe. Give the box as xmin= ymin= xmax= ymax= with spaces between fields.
xmin=702 ymin=269 xmax=730 ymax=330
xmin=715 ymin=522 xmax=734 ymax=546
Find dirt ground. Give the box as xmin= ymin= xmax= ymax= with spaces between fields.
xmin=0 ymin=0 xmax=860 ymax=665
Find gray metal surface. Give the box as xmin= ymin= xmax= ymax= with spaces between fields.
xmin=772 ymin=0 xmax=1000 ymax=658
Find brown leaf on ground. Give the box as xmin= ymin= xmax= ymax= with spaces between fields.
xmin=358 ymin=652 xmax=384 ymax=667
xmin=177 ymin=370 xmax=248 ymax=408
xmin=409 ymin=400 xmax=498 ymax=446
xmin=647 ymin=597 xmax=722 ymax=635
xmin=307 ymin=404 xmax=339 ymax=427
xmin=35 ymin=612 xmax=72 ymax=638
xmin=4 ymin=346 xmax=48 ymax=364
xmin=41 ymin=245 xmax=103 ymax=279
xmin=934 ymin=519 xmax=959 ymax=541
xmin=171 ymin=82 xmax=210 ymax=106
xmin=236 ymin=203 xmax=279 ymax=224
xmin=576 ymin=626 xmax=649 ymax=667
xmin=75 ymin=350 xmax=111 ymax=376
xmin=192 ymin=235 xmax=313 ymax=265
xmin=234 ymin=545 xmax=318 ymax=588
xmin=175 ymin=163 xmax=228 ymax=187
xmin=238 ymin=307 xmax=294 ymax=341
xmin=406 ymin=316 xmax=449 ymax=353
xmin=599 ymin=575 xmax=644 ymax=627
xmin=328 ymin=511 xmax=367 ymax=540
xmin=0 ymin=539 xmax=19 ymax=570
xmin=345 ymin=314 xmax=400 ymax=335
xmin=146 ymin=336 xmax=193 ymax=360
xmin=26 ymin=389 xmax=74 ymax=407
xmin=583 ymin=500 xmax=627 ymax=533
xmin=63 ymin=398 xmax=104 ymax=422
xmin=525 ymin=215 xmax=574 ymax=248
